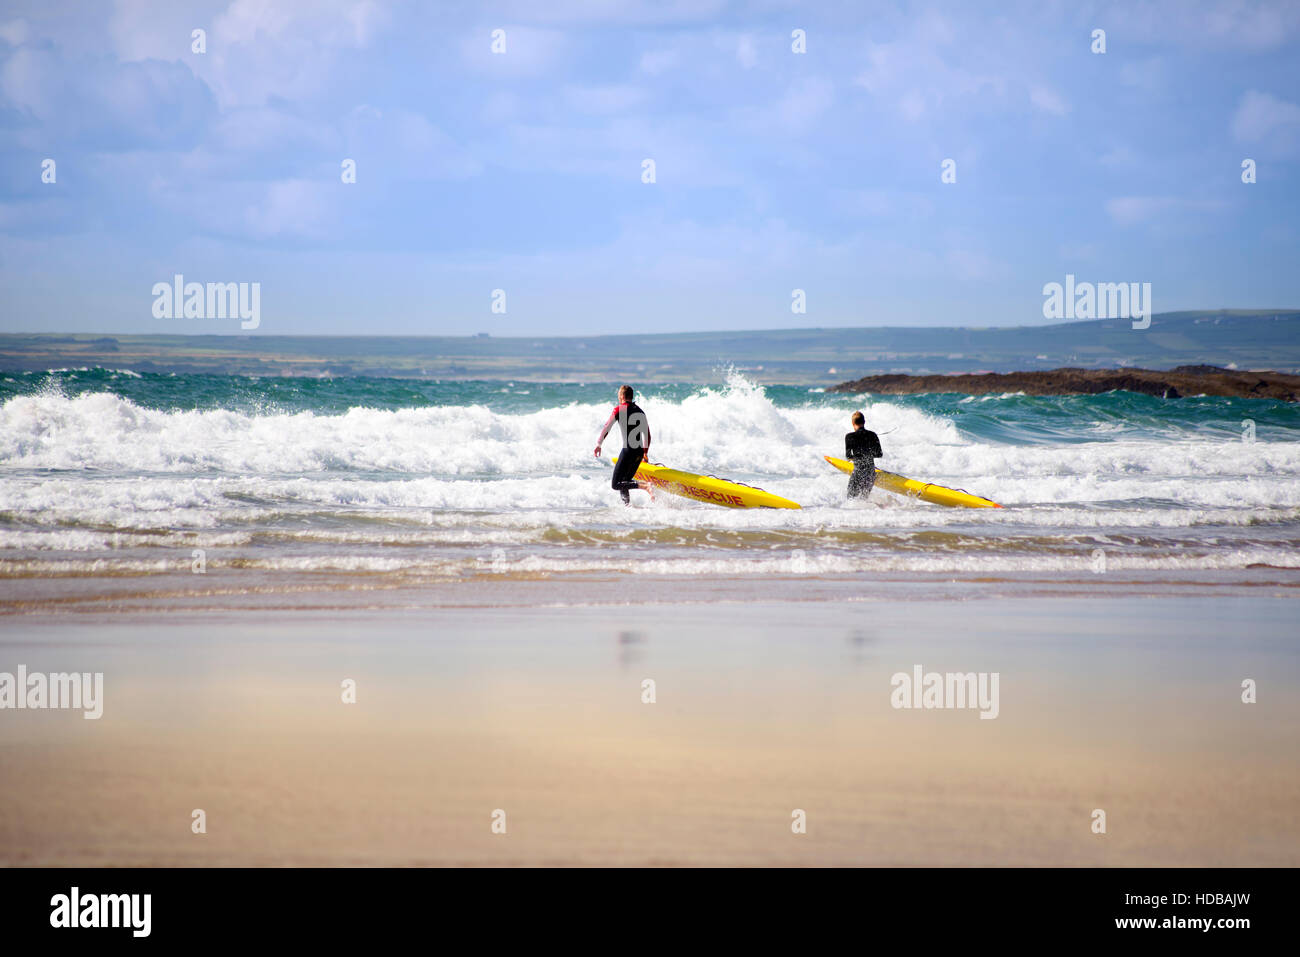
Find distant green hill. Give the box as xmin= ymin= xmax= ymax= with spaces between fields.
xmin=1 ymin=310 xmax=1296 ymax=384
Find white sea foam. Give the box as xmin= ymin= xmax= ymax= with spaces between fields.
xmin=3 ymin=374 xmax=1299 ymax=579
xmin=5 ymin=380 xmax=1291 ymax=486
xmin=3 ymin=547 xmax=1296 ymax=578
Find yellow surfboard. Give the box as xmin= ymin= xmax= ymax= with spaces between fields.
xmin=611 ymin=455 xmax=801 ymax=509
xmin=824 ymin=455 xmax=1002 ymax=509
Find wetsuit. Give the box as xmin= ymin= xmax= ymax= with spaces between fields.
xmin=845 ymin=427 xmax=883 ymax=499
xmin=598 ymin=401 xmax=651 ymax=504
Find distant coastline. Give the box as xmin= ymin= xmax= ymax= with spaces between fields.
xmin=828 ymin=365 xmax=1300 ymax=401
xmin=1 ymin=310 xmax=1297 ymax=385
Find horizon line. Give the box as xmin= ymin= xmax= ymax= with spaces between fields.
xmin=4 ymin=308 xmax=1297 ymax=342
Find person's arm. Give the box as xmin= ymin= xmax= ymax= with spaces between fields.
xmin=870 ymin=432 xmax=883 ymax=458
xmin=594 ymin=406 xmax=619 ymax=457
xmin=642 ymin=418 xmax=651 ymax=459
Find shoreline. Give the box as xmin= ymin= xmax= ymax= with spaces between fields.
xmin=4 ymin=568 xmax=1300 ymax=617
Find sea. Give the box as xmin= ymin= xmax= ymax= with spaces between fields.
xmin=2 ymin=366 xmax=1299 ymax=601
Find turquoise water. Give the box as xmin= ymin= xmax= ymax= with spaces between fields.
xmin=5 ymin=367 xmax=1298 ymax=444
xmin=2 ymin=367 xmax=1299 ymax=586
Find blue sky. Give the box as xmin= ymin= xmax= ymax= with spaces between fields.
xmin=1 ymin=0 xmax=1298 ymax=336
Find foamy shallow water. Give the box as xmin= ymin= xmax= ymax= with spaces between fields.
xmin=2 ymin=369 xmax=1299 ymax=594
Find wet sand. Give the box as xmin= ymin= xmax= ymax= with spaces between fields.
xmin=2 ymin=594 xmax=1296 ymax=866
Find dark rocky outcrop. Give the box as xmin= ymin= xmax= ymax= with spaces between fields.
xmin=827 ymin=366 xmax=1300 ymax=401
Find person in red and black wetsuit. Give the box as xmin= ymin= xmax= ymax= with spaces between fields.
xmin=845 ymin=410 xmax=884 ymax=499
xmin=593 ymin=385 xmax=651 ymax=505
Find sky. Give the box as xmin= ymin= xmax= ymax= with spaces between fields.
xmin=0 ymin=0 xmax=1298 ymax=336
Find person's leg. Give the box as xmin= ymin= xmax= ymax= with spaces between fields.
xmin=611 ymin=448 xmax=645 ymax=504
xmin=847 ymin=466 xmax=864 ymax=498
xmin=848 ymin=464 xmax=875 ymax=499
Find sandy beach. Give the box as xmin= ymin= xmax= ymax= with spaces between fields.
xmin=3 ymin=590 xmax=1295 ymax=867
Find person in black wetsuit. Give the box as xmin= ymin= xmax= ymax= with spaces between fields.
xmin=593 ymin=385 xmax=652 ymax=505
xmin=845 ymin=410 xmax=883 ymax=499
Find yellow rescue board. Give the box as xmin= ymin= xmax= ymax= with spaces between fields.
xmin=824 ymin=455 xmax=1002 ymax=509
xmin=612 ymin=456 xmax=801 ymax=509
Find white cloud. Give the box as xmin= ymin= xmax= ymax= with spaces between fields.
xmin=638 ymin=48 xmax=678 ymax=75
xmin=564 ymin=84 xmax=648 ymax=115
xmin=213 ymin=0 xmax=387 ymax=48
xmin=493 ymin=117 xmax=740 ymax=187
xmin=145 ymin=172 xmax=340 ymax=242
xmin=482 ymin=0 xmax=725 ymax=26
xmin=836 ymin=189 xmax=936 ymax=219
xmin=0 ymin=18 xmax=30 ymax=45
xmin=736 ymin=34 xmax=757 ymax=69
xmin=775 ymin=76 xmax=834 ymax=129
xmin=107 ymin=0 xmax=206 ymax=63
xmin=1119 ymin=57 xmax=1168 ymax=94
xmin=944 ymin=246 xmax=1003 ymax=281
xmin=733 ymin=76 xmax=835 ymax=133
xmin=343 ymin=106 xmax=481 ymax=180
xmin=1231 ymin=90 xmax=1300 ymax=155
xmin=458 ymin=25 xmax=568 ymax=77
xmin=1029 ymin=85 xmax=1068 ymax=116
xmin=0 ymin=46 xmax=56 ymax=116
xmin=61 ymin=143 xmax=352 ymax=249
xmin=853 ymin=21 xmax=1010 ymax=121
xmin=211 ymin=107 xmax=338 ymax=158
xmin=1 ymin=47 xmax=214 ymax=148
xmin=1098 ymin=146 xmax=1138 ymax=168
xmin=104 ymin=0 xmax=391 ymax=108
xmin=243 ymin=178 xmax=337 ymax=240
xmin=1104 ymin=0 xmax=1300 ymax=51
xmin=1105 ymin=196 xmax=1226 ymax=227
xmin=898 ymin=90 xmax=926 ymax=121
xmin=1106 ymin=196 xmax=1177 ymax=226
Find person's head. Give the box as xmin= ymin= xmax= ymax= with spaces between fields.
xmin=851 ymin=411 xmax=865 ymax=429
xmin=619 ymin=385 xmax=634 ymax=403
